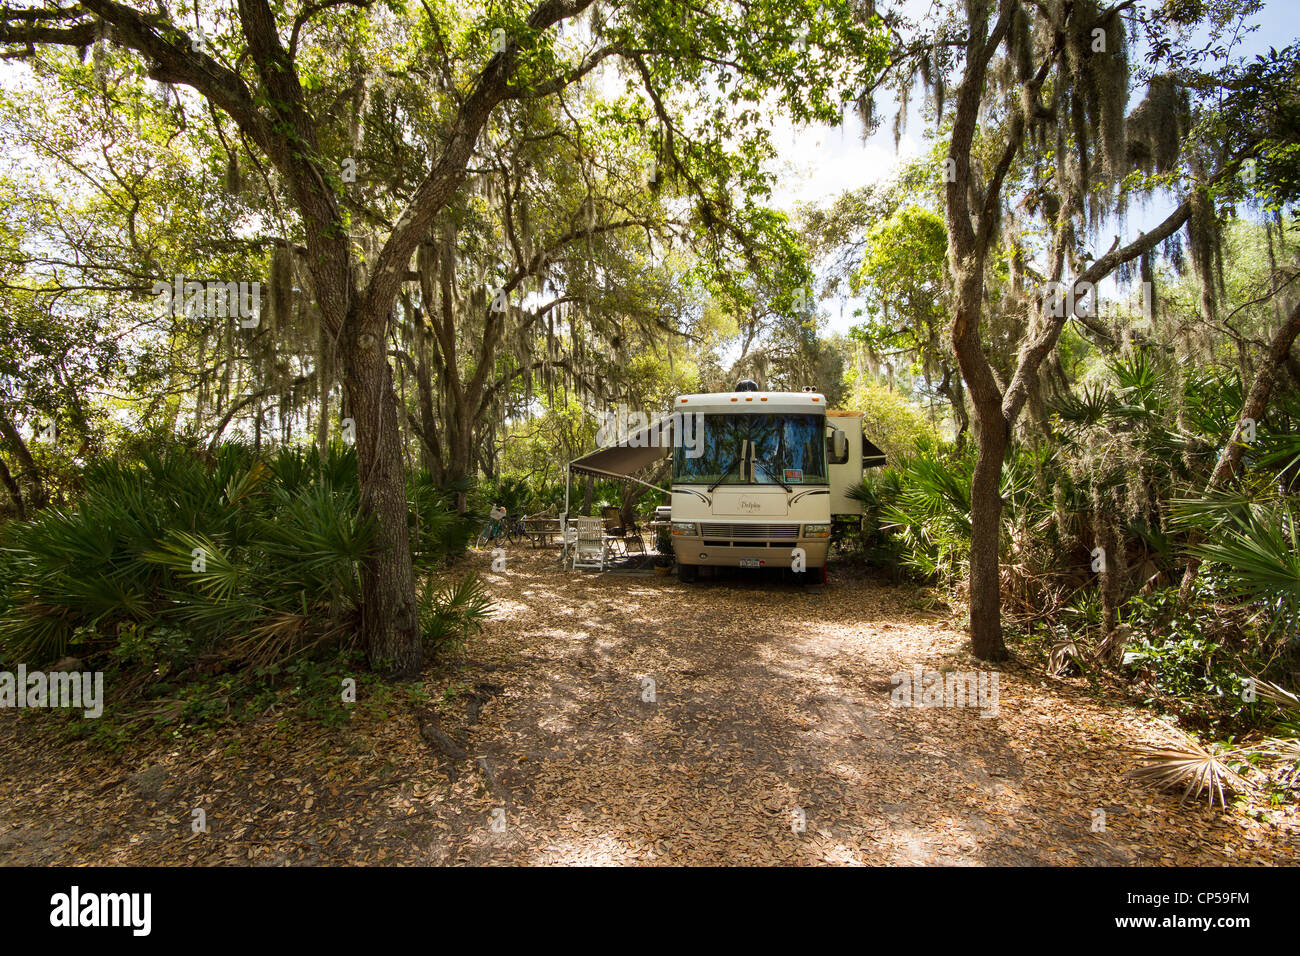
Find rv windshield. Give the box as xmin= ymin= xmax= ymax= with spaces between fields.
xmin=673 ymin=413 xmax=827 ymax=486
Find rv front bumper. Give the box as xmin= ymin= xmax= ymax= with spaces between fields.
xmin=671 ymin=536 xmax=829 ymax=569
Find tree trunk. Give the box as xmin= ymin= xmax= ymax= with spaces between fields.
xmin=0 ymin=456 xmax=25 ymax=520
xmin=412 ymin=345 xmax=445 ymax=482
xmin=619 ymin=470 xmax=662 ymax=528
xmin=967 ymin=413 xmax=1010 ymax=662
xmin=316 ymin=364 xmax=331 ymax=456
xmin=950 ymin=259 xmax=1012 ymax=662
xmin=0 ymin=413 xmax=47 ymax=510
xmin=1097 ymin=513 xmax=1125 ymax=638
xmin=940 ymin=366 xmax=969 ymax=452
xmin=343 ymin=317 xmax=422 ymax=678
xmin=442 ymin=406 xmax=476 ymax=498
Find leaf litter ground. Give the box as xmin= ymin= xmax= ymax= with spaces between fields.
xmin=1 ymin=548 xmax=1296 ymax=865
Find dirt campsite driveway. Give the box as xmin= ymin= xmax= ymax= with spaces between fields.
xmin=1 ymin=548 xmax=1297 ymax=866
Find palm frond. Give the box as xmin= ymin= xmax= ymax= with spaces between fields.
xmin=1129 ymin=723 xmax=1250 ymax=808
xmin=419 ymin=573 xmax=495 ymax=654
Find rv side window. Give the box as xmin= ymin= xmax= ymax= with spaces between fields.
xmin=826 ymin=428 xmax=849 ymax=465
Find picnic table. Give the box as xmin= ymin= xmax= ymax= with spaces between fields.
xmin=522 ymin=516 xmax=563 ymax=548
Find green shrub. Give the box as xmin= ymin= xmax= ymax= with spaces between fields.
xmin=418 ymin=573 xmax=495 ymax=657
xmin=0 ymin=441 xmax=475 ymax=671
xmin=851 ymin=450 xmax=975 ymax=584
xmin=1121 ymin=588 xmax=1265 ymax=732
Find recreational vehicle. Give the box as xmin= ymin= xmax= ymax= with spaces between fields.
xmin=665 ymin=382 xmax=884 ymax=582
xmin=566 ymin=380 xmax=886 ymax=583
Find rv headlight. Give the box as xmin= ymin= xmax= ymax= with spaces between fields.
xmin=802 ymin=523 xmax=831 ymax=538
xmin=671 ymin=521 xmax=699 ymax=536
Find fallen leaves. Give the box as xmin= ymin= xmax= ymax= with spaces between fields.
xmin=0 ymin=548 xmax=1296 ymax=865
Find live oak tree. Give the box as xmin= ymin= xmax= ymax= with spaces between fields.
xmin=0 ymin=24 xmax=695 ymax=491
xmin=1 ymin=0 xmax=886 ymax=676
xmin=849 ymin=204 xmax=969 ymax=444
xmin=386 ymin=94 xmax=695 ymax=489
xmin=6 ymin=0 xmax=584 ymax=677
xmin=1172 ymin=46 xmax=1300 ymax=598
xmin=715 ymin=257 xmax=850 ymax=401
xmin=857 ymin=0 xmax=1289 ymax=660
xmin=799 ymin=154 xmax=980 ymax=449
xmin=0 ymin=70 xmax=311 ymax=458
xmin=0 ymin=164 xmax=149 ymax=512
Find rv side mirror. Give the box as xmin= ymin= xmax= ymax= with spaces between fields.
xmin=827 ymin=428 xmax=849 ymax=465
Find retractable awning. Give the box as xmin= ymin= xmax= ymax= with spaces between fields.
xmin=864 ymin=439 xmax=887 ymax=469
xmin=564 ymin=418 xmax=673 ymax=515
xmin=567 ymin=418 xmax=673 ymax=479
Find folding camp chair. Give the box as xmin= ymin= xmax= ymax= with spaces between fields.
xmin=622 ymin=518 xmax=647 ymax=555
xmin=600 ymin=506 xmax=627 ymax=556
xmin=570 ymin=516 xmax=609 ymax=571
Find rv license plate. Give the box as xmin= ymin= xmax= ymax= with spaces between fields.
xmin=739 ymin=558 xmax=763 ymax=568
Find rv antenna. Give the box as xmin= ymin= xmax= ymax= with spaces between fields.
xmin=736 ymin=379 xmax=759 ymax=392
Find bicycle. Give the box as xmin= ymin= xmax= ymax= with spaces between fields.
xmin=475 ymin=513 xmax=524 ymax=549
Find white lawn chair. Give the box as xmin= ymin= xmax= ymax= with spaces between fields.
xmin=559 ymin=515 xmax=578 ymax=568
xmin=570 ymin=516 xmax=608 ymax=571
